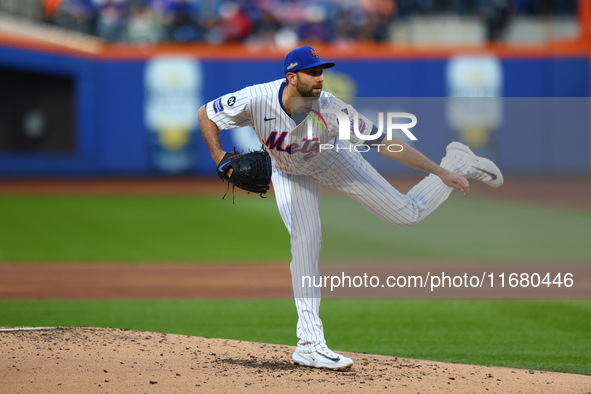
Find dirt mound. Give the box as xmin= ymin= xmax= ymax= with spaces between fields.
xmin=1 ymin=327 xmax=589 ymax=393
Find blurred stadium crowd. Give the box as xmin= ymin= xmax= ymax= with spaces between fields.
xmin=0 ymin=0 xmax=578 ymax=44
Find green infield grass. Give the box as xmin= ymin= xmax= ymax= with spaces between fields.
xmin=0 ymin=195 xmax=590 ymax=263
xmin=0 ymin=196 xmax=289 ymax=262
xmin=1 ymin=299 xmax=590 ymax=375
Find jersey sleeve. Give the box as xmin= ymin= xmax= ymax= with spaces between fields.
xmin=205 ymin=87 xmax=253 ymax=130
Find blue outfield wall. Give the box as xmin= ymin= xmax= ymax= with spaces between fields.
xmin=0 ymin=44 xmax=588 ymax=177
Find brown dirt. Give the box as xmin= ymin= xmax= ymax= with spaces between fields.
xmin=1 ymin=327 xmax=590 ymax=394
xmin=1 ymin=176 xmax=590 ymax=392
xmin=0 ymin=264 xmax=292 ymax=299
xmin=467 ymin=175 xmax=591 ymax=211
xmin=0 ymin=263 xmax=589 ymax=300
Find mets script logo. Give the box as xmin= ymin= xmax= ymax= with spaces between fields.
xmin=264 ymin=132 xmax=319 ymax=160
xmin=263 ymin=110 xmax=325 ymax=159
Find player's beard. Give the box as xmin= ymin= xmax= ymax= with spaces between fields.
xmin=296 ymin=78 xmax=322 ymax=98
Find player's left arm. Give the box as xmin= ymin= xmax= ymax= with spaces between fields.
xmin=377 ymin=137 xmax=470 ymax=197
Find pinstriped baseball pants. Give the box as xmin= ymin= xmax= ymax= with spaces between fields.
xmin=272 ymin=149 xmax=471 ymax=353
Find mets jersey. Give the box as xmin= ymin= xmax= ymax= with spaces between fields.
xmin=206 ymin=79 xmax=379 ymax=175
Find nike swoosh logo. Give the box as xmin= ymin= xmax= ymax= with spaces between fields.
xmin=473 ymin=166 xmax=497 ymax=181
xmin=217 ymin=161 xmax=231 ymax=173
xmin=264 ymin=117 xmax=276 ymax=121
xmin=317 ymin=352 xmax=340 ymax=362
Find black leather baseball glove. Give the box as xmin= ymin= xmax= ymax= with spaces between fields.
xmin=216 ymin=149 xmax=272 ymax=197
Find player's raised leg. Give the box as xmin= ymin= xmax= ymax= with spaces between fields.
xmin=316 ymin=143 xmax=501 ymax=227
xmin=315 ymin=149 xmax=465 ymax=226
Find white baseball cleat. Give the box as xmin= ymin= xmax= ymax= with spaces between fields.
xmin=446 ymin=141 xmax=504 ymax=188
xmin=292 ymin=346 xmax=354 ymax=370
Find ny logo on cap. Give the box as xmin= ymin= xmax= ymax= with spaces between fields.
xmin=310 ymin=49 xmax=319 ymax=58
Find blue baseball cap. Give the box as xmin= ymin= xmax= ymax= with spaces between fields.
xmin=283 ymin=46 xmax=335 ymax=75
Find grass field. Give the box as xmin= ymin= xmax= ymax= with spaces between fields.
xmin=1 ymin=194 xmax=590 ymax=375
xmin=0 ymin=195 xmax=589 ymax=262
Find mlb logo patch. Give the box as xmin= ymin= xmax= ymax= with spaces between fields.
xmin=213 ymin=98 xmax=224 ymax=114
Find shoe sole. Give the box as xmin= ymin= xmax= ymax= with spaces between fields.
xmin=292 ymin=354 xmax=354 ymax=370
xmin=447 ymin=142 xmax=504 ymax=188
xmin=293 ymin=360 xmax=354 ymax=370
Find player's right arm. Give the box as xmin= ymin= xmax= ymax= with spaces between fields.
xmin=199 ymin=88 xmax=254 ymax=165
xmin=198 ymin=105 xmax=226 ymax=165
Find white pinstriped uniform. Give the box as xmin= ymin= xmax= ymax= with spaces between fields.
xmin=206 ymin=79 xmax=471 ymax=353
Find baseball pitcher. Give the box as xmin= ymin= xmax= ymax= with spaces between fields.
xmin=198 ymin=46 xmax=503 ymax=370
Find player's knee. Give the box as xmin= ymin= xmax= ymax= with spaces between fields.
xmin=374 ymin=212 xmax=420 ymax=227
xmin=393 ymin=214 xmax=422 ymax=227
xmin=294 ymin=228 xmax=322 ymax=244
xmin=398 ymin=219 xmax=419 ymax=227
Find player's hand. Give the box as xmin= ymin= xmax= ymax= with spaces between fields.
xmin=439 ymin=170 xmax=470 ymax=197
xmin=215 ymin=151 xmax=233 ymax=178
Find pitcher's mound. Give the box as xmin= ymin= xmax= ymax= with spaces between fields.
xmin=1 ymin=327 xmax=589 ymax=393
